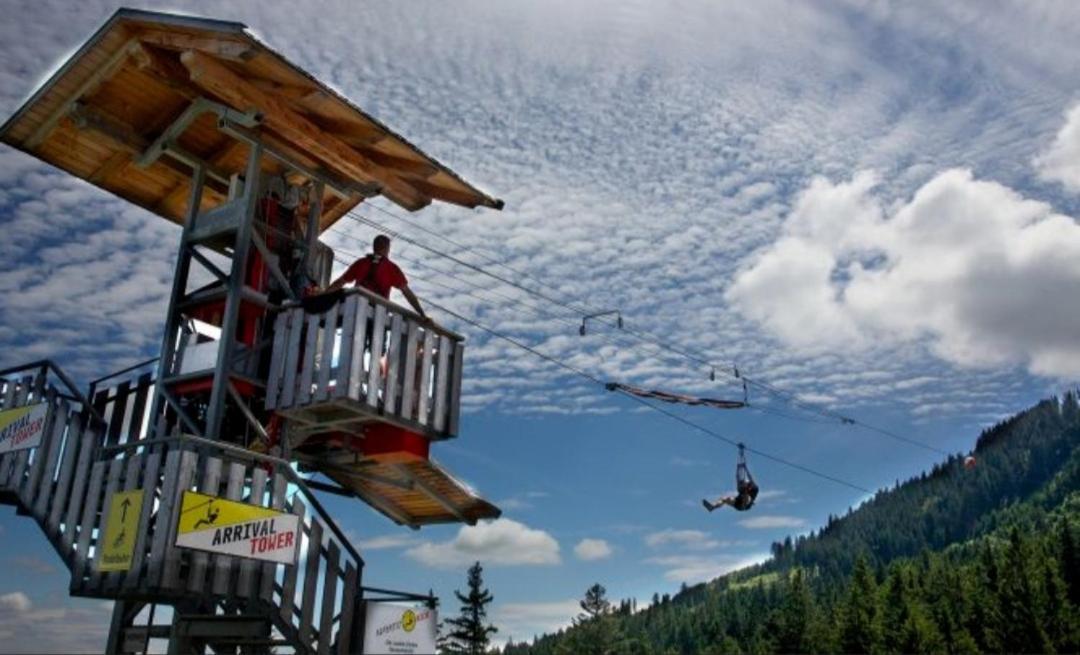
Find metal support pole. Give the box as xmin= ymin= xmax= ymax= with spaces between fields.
xmin=149 ymin=165 xmax=206 ymax=437
xmin=204 ymin=143 xmax=263 ymax=441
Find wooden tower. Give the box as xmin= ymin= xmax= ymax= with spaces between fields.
xmin=0 ymin=8 xmax=502 ymax=653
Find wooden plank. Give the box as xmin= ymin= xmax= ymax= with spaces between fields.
xmin=90 ymin=457 xmax=125 ymax=588
xmin=281 ymin=308 xmax=305 ymax=407
xmin=123 ymin=448 xmax=161 ymax=591
xmin=146 ymin=446 xmax=181 ymax=588
xmin=448 ymin=342 xmax=465 ymax=436
xmin=432 ymin=336 xmax=452 ymax=432
xmin=337 ymin=562 xmax=359 ymax=655
xmin=400 ymin=319 xmax=421 ymax=421
xmin=60 ymin=420 xmax=97 ymax=557
xmin=211 ymin=460 xmax=247 ymax=595
xmin=237 ymin=465 xmax=268 ymax=599
xmin=266 ymin=311 xmax=289 ymax=409
xmin=383 ymin=314 xmax=404 ymax=416
xmin=187 ymin=455 xmax=222 ymax=593
xmin=24 ymin=39 xmax=140 ymax=149
xmin=416 ymin=330 xmax=436 ymax=426
xmin=106 ymin=380 xmax=131 ymax=446
xmin=299 ymin=519 xmax=323 ymax=646
xmin=7 ymin=378 xmax=35 ymax=491
xmin=125 ymin=373 xmax=153 ymax=443
xmin=347 ymin=299 xmax=370 ymax=400
xmin=365 ymin=304 xmax=387 ymax=408
xmin=297 ymin=312 xmax=320 ymax=406
xmin=333 ymin=295 xmax=359 ymax=400
xmin=262 ymin=472 xmax=290 ymax=603
xmin=48 ymin=412 xmax=84 ymax=537
xmin=278 ymin=498 xmax=306 ymax=624
xmin=317 ymin=539 xmax=340 ymax=655
xmin=32 ymin=401 xmax=70 ymax=520
xmin=0 ymin=378 xmax=15 ymax=409
xmin=162 ymin=448 xmax=198 ymax=591
xmin=71 ymin=461 xmax=106 ymax=593
xmin=180 ymin=51 xmax=430 ymax=210
xmin=315 ymin=303 xmax=340 ymax=402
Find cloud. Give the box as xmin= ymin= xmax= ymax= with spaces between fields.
xmin=0 ymin=592 xmax=31 ymax=613
xmin=356 ymin=534 xmax=417 ymax=551
xmin=644 ymin=529 xmax=722 ymax=551
xmin=405 ymin=519 xmax=560 ymax=568
xmin=728 ymin=168 xmax=1080 ymax=378
xmin=492 ymin=599 xmax=579 ymax=644
xmin=737 ymin=515 xmax=808 ymax=529
xmin=1035 ymin=103 xmax=1080 ymax=192
xmin=573 ymin=538 xmax=613 ymax=561
xmin=7 ymin=556 xmax=56 ymax=575
xmin=645 ymin=553 xmax=769 ymax=584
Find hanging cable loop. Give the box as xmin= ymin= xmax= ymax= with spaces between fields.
xmin=579 ymin=309 xmax=622 ymax=336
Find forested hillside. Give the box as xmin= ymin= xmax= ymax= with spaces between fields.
xmin=504 ymin=393 xmax=1080 ymax=654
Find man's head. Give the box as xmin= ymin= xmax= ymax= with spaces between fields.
xmin=373 ymin=234 xmax=391 ymax=256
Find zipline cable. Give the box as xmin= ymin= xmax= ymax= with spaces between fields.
xmin=336 ymin=210 xmax=948 ymax=455
xmin=421 ymin=296 xmax=873 ymax=494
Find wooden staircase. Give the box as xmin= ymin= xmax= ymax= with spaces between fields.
xmin=0 ymin=361 xmax=432 ymax=654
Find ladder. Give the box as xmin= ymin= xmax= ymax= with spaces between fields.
xmin=0 ymin=361 xmax=433 ymax=655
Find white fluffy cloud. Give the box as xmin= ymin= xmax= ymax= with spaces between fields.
xmin=737 ymin=515 xmax=807 ymax=530
xmin=1035 ymin=103 xmax=1080 ymax=192
xmin=728 ymin=168 xmax=1080 ymax=378
xmin=0 ymin=592 xmax=30 ymax=613
xmin=405 ymin=519 xmax=560 ymax=568
xmin=573 ymin=538 xmax=613 ymax=561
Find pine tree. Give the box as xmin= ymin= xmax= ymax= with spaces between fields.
xmin=775 ymin=569 xmax=814 ymax=653
xmin=998 ymin=528 xmax=1052 ymax=653
xmin=839 ymin=555 xmax=882 ymax=654
xmin=444 ymin=562 xmax=497 ymax=655
xmin=556 ymin=583 xmax=625 ymax=655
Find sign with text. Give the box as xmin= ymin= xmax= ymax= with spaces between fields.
xmin=0 ymin=402 xmax=48 ymax=455
xmin=363 ymin=602 xmax=437 ymax=654
xmin=175 ymin=491 xmax=299 ymax=564
xmin=99 ymin=489 xmax=144 ymax=572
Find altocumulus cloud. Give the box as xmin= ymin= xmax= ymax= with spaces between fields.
xmin=405 ymin=519 xmax=560 ymax=568
xmin=727 ymin=168 xmax=1080 ymax=378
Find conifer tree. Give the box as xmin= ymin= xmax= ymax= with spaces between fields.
xmin=444 ymin=562 xmax=497 ymax=655
xmin=839 ymin=555 xmax=882 ymax=654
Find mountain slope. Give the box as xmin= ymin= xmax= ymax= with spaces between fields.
xmin=505 ymin=392 xmax=1080 ymax=654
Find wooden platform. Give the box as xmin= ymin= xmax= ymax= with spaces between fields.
xmin=305 ymin=455 xmax=501 ymax=528
xmin=267 ymin=288 xmax=465 ymax=441
xmin=0 ymin=7 xmax=502 ymax=231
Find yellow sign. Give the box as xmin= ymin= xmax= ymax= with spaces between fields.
xmin=99 ymin=489 xmax=144 ymax=572
xmin=176 ymin=491 xmax=299 ymax=564
xmin=0 ymin=403 xmax=49 ymax=454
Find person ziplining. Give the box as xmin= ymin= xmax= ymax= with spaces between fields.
xmin=702 ymin=444 xmax=759 ymax=512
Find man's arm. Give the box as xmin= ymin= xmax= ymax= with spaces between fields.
xmin=400 ymin=284 xmax=429 ymax=321
xmin=324 ymin=260 xmax=360 ymax=293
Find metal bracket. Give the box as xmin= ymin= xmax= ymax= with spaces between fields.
xmin=136 ymin=97 xmax=260 ymax=169
xmin=579 ymin=309 xmax=623 ymax=336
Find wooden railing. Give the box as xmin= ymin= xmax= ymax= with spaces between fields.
xmin=266 ymin=287 xmax=465 ymax=440
xmin=0 ymin=361 xmax=435 ymax=655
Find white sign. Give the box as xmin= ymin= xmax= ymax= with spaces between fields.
xmin=175 ymin=491 xmax=300 ymax=564
xmin=0 ymin=402 xmax=49 ymax=455
xmin=363 ymin=602 xmax=437 ymax=655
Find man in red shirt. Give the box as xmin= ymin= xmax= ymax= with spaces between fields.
xmin=327 ymin=235 xmax=428 ymax=320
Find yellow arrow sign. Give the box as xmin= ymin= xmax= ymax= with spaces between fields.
xmin=99 ymin=489 xmax=144 ymax=572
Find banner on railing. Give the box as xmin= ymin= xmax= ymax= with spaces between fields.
xmin=175 ymin=491 xmax=300 ymax=564
xmin=363 ymin=602 xmax=437 ymax=655
xmin=0 ymin=402 xmax=48 ymax=455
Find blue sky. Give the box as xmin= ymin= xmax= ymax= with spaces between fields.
xmin=2 ymin=0 xmax=1080 ymax=650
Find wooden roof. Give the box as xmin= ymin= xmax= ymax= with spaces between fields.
xmin=0 ymin=8 xmax=502 ymax=233
xmin=319 ymin=457 xmax=502 ymax=528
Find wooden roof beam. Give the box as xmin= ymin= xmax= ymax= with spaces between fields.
xmin=136 ymin=29 xmax=254 ymax=61
xmin=180 ymin=50 xmax=432 ymax=211
xmin=24 ymin=38 xmax=142 ymax=150
xmin=393 ymin=464 xmax=470 ymax=524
